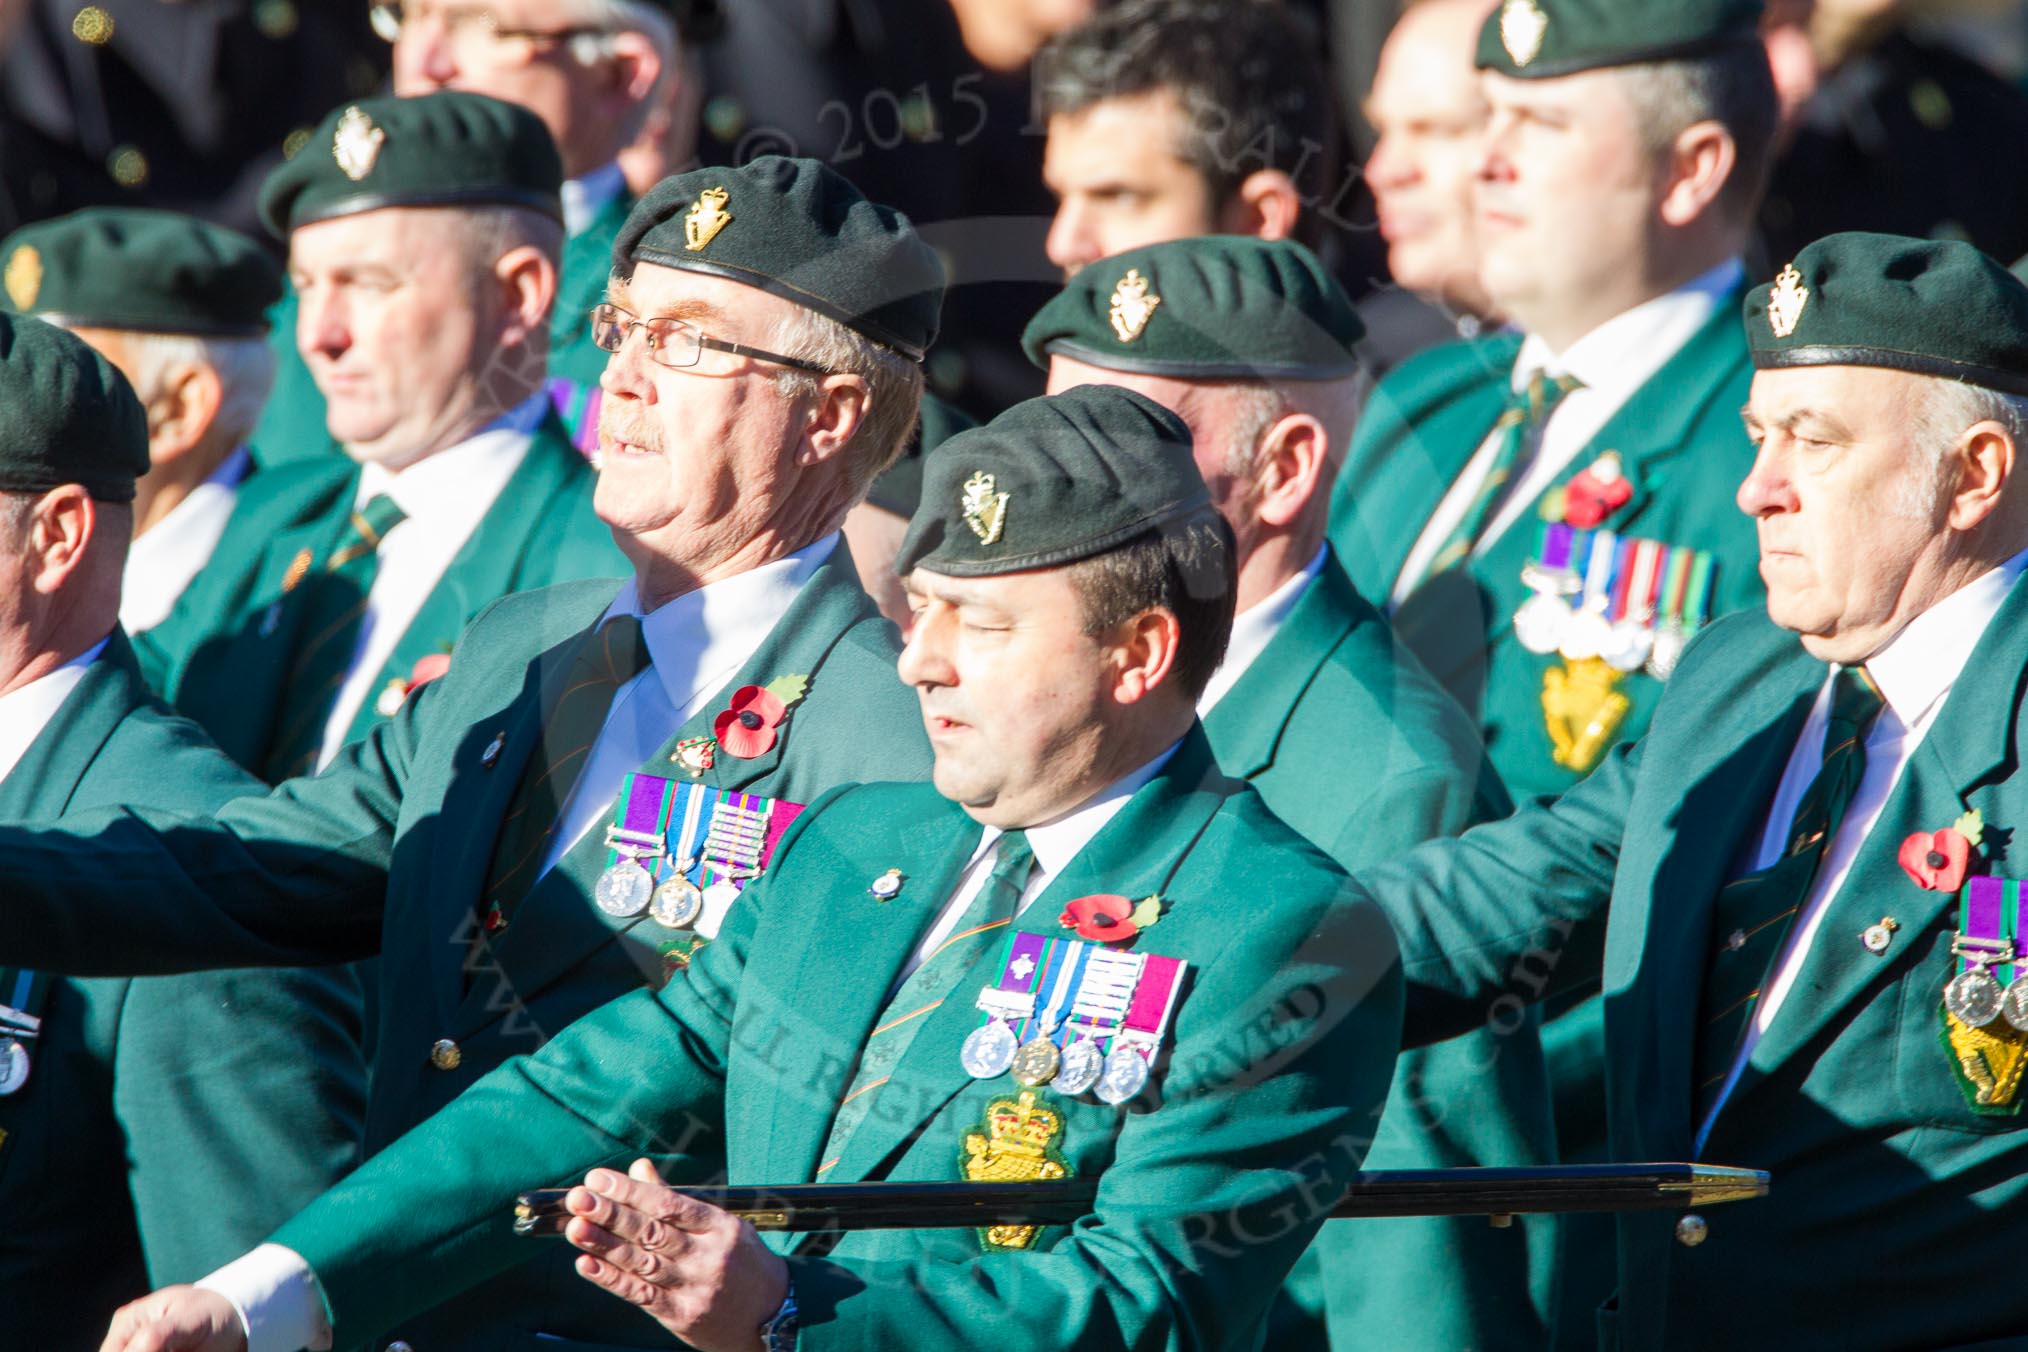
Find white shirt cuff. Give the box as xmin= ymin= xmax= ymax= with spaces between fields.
xmin=195 ymin=1244 xmax=334 ymax=1352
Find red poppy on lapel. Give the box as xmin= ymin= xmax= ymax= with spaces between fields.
xmin=1899 ymin=828 xmax=1972 ymax=892
xmin=1562 ymin=454 xmax=1634 ymax=529
xmin=713 ymin=685 xmax=787 ymax=759
xmin=1060 ymin=894 xmax=1163 ymax=943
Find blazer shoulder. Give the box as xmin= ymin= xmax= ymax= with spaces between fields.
xmin=227 ymin=453 xmax=357 ymax=521
xmin=79 ymin=698 xmax=265 ymax=813
xmin=462 ymin=576 xmax=623 ymax=642
xmin=1667 ymin=606 xmax=1810 ymax=690
xmin=1370 ymin=331 xmax=1520 ymax=406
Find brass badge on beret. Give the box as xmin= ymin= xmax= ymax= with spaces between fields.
xmin=332 ymin=106 xmax=386 ymax=182
xmin=684 ymin=187 xmax=733 ymax=252
xmin=1768 ymin=263 xmax=1809 ymax=338
xmin=4 ymin=246 xmax=41 ymax=311
xmin=962 ymin=471 xmax=1009 ymax=546
xmin=1500 ymin=0 xmax=1548 ymax=67
xmin=1108 ymin=268 xmax=1161 ymax=343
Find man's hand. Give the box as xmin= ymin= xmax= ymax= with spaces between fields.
xmin=99 ymin=1286 xmax=245 ymax=1352
xmin=567 ymin=1158 xmax=789 ymax=1352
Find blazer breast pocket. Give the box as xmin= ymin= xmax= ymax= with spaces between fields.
xmin=1894 ymin=941 xmax=2028 ymax=1137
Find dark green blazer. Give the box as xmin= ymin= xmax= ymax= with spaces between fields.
xmin=0 ymin=546 xmax=931 ymax=1350
xmin=137 ymin=411 xmax=625 ymax=780
xmin=1366 ymin=574 xmax=2028 ymax=1351
xmin=252 ymin=727 xmax=1404 ymax=1351
xmin=0 ymin=635 xmax=364 ymax=1351
xmin=1325 ymin=298 xmax=1766 ymax=804
xmin=1204 ymin=550 xmax=1555 ymax=1351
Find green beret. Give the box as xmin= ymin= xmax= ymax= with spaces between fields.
xmin=2 ymin=208 xmax=281 ymax=338
xmin=1746 ymin=232 xmax=2028 ymax=397
xmin=0 ymin=313 xmax=149 ymax=503
xmin=896 ymin=386 xmax=1211 ymax=578
xmin=614 ymin=157 xmax=944 ymax=361
xmin=1477 ymin=0 xmax=1762 ymax=79
xmin=258 ymin=91 xmax=562 ymax=238
xmin=1021 ymin=236 xmax=1364 ymax=380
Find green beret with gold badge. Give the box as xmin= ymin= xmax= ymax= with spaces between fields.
xmin=257 ymin=91 xmax=563 ymax=238
xmin=1021 ymin=235 xmax=1364 ymax=380
xmin=896 ymin=385 xmax=1211 ymax=577
xmin=0 ymin=312 xmax=149 ymax=503
xmin=613 ymin=156 xmax=946 ymax=361
xmin=1477 ymin=0 xmax=1762 ymax=79
xmin=1746 ymin=232 xmax=2028 ymax=397
xmin=1 ymin=207 xmax=281 ymax=338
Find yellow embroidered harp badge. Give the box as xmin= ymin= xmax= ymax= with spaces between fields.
xmin=684 ymin=188 xmax=733 ymax=252
xmin=962 ymin=1090 xmax=1071 ymax=1252
xmin=962 ymin=471 xmax=1010 ymax=546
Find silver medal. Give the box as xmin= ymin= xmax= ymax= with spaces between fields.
xmin=1558 ymin=606 xmax=1613 ymax=662
xmin=594 ymin=860 xmax=654 ymax=917
xmin=961 ymin=1020 xmax=1018 ymax=1079
xmin=2003 ymin=977 xmax=2028 ymax=1033
xmin=1094 ymin=1046 xmax=1150 ymax=1105
xmin=650 ymin=877 xmax=705 ymax=929
xmin=0 ymin=1037 xmax=28 ymax=1096
xmin=1601 ymin=619 xmax=1655 ymax=674
xmin=1646 ymin=624 xmax=1689 ymax=680
xmin=1512 ymin=592 xmax=1572 ymax=656
xmin=1946 ymin=966 xmax=2006 ymax=1027
xmin=1051 ymin=1038 xmax=1104 ymax=1096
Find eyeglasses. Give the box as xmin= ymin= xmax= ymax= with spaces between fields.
xmin=589 ymin=303 xmax=833 ymax=376
xmin=368 ymin=2 xmax=606 ymax=68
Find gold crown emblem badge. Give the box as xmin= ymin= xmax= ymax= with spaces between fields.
xmin=962 ymin=1091 xmax=1069 ymax=1251
xmin=4 ymin=246 xmax=42 ymax=311
xmin=1108 ymin=268 xmax=1162 ymax=343
xmin=1500 ymin=0 xmax=1549 ymax=66
xmin=684 ymin=187 xmax=733 ymax=252
xmin=1767 ymin=263 xmax=1809 ymax=338
xmin=961 ymin=471 xmax=1009 ymax=546
xmin=332 ymin=106 xmax=386 ymax=182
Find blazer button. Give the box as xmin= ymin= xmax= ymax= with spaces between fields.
xmin=386 ymin=1343 xmax=414 ymax=1352
xmin=429 ymin=1038 xmax=461 ymax=1071
xmin=1675 ymin=1214 xmax=1708 ymax=1247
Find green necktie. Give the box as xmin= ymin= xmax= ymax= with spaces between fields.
xmin=815 ymin=830 xmax=1035 ymax=1177
xmin=478 ymin=614 xmax=652 ymax=936
xmin=1695 ymin=666 xmax=1887 ymax=1119
xmin=1399 ymin=369 xmax=1581 ymax=597
xmin=264 ymin=493 xmax=408 ymax=781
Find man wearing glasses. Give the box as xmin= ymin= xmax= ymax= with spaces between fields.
xmin=0 ymin=154 xmax=941 ymax=1349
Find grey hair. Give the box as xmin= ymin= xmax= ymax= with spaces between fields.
xmin=447 ymin=203 xmax=566 ymax=274
xmin=1900 ymin=377 xmax=2028 ymax=520
xmin=555 ymin=0 xmax=678 ymax=144
xmin=1614 ymin=41 xmax=1779 ymax=222
xmin=764 ymin=306 xmax=926 ymax=504
xmin=121 ymin=332 xmax=278 ymax=453
xmin=1219 ymin=370 xmax=1371 ymax=482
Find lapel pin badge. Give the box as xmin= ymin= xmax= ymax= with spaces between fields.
xmin=1862 ymin=917 xmax=1900 ymax=955
xmin=869 ymin=868 xmax=905 ymax=901
xmin=480 ymin=730 xmax=505 ymax=769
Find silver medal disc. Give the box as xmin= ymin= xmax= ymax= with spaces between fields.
xmin=1094 ymin=1046 xmax=1150 ymax=1105
xmin=594 ymin=860 xmax=654 ymax=917
xmin=650 ymin=877 xmax=705 ymax=929
xmin=1646 ymin=625 xmax=1688 ymax=680
xmin=2002 ymin=978 xmax=2028 ymax=1033
xmin=1512 ymin=592 xmax=1572 ymax=656
xmin=1558 ymin=607 xmax=1613 ymax=662
xmin=1946 ymin=967 xmax=2006 ymax=1027
xmin=1052 ymin=1038 xmax=1104 ymax=1096
xmin=0 ymin=1037 xmax=29 ymax=1096
xmin=1601 ymin=620 xmax=1655 ymax=673
xmin=961 ymin=1020 xmax=1018 ymax=1079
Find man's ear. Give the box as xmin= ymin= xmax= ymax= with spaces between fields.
xmin=1947 ymin=419 xmax=2018 ymax=534
xmin=1219 ymin=169 xmax=1304 ymax=242
xmin=25 ymin=485 xmax=97 ymax=595
xmin=1249 ymin=412 xmax=1330 ymax=529
xmin=495 ymin=245 xmax=560 ymax=351
xmin=1108 ymin=606 xmax=1183 ymax=706
xmin=146 ymin=361 xmax=224 ymax=463
xmin=601 ymin=29 xmax=665 ymax=113
xmin=1656 ymin=120 xmax=1737 ymax=228
xmin=797 ymin=374 xmax=872 ymax=468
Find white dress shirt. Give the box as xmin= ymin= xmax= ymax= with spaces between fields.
xmin=314 ymin=395 xmax=546 ymax=768
xmin=0 ymin=639 xmax=106 ymax=782
xmin=562 ymin=161 xmax=627 ymax=238
xmin=119 ymin=447 xmax=251 ymax=635
xmin=1390 ymin=259 xmax=1746 ymax=607
xmin=1196 ymin=546 xmax=1325 ymax=716
xmin=199 ymin=536 xmax=841 ymax=1351
xmin=1696 ymin=551 xmax=2028 ymax=1150
xmin=541 ymin=534 xmax=839 ymax=878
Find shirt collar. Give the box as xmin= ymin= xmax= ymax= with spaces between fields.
xmin=973 ymin=739 xmax=1184 ymax=883
xmin=604 ymin=533 xmax=840 ymax=713
xmin=356 ymin=391 xmax=547 ymax=519
xmin=563 ymin=162 xmax=627 ymax=237
xmin=0 ymin=637 xmax=108 ymax=781
xmin=1513 ymin=257 xmax=1746 ymax=400
xmin=1198 ymin=545 xmax=1325 ymax=715
xmin=1860 ymin=549 xmax=2028 ymax=729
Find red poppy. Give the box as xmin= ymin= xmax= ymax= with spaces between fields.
xmin=1899 ymin=828 xmax=1971 ymax=892
xmin=409 ymin=652 xmax=452 ymax=688
xmin=713 ymin=685 xmax=788 ymax=759
xmin=1562 ymin=464 xmax=1633 ymax=529
xmin=1060 ymin=894 xmax=1139 ymax=943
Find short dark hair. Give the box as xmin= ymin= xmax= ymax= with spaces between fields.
xmin=1621 ymin=40 xmax=1779 ymax=222
xmin=1063 ymin=508 xmax=1237 ymax=701
xmin=1036 ymin=0 xmax=1338 ymax=239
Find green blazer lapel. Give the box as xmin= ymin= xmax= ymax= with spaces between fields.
xmin=0 ymin=634 xmax=145 ymax=819
xmin=820 ymin=730 xmax=1231 ymax=1190
xmin=1737 ymin=574 xmax=2028 ymax=1097
xmin=1199 ymin=553 xmax=1365 ymax=778
xmin=341 ymin=415 xmax=591 ymax=746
